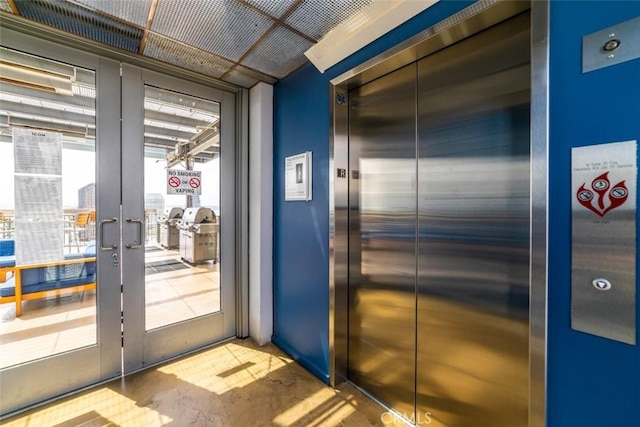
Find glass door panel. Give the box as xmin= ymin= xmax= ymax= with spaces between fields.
xmin=121 ymin=65 xmax=235 ymax=373
xmin=142 ymin=85 xmax=221 ymax=330
xmin=0 ymin=47 xmax=98 ymax=368
xmin=0 ymin=30 xmax=122 ymax=416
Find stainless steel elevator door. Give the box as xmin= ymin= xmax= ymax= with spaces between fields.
xmin=348 ymin=64 xmax=417 ymax=419
xmin=347 ymin=11 xmax=532 ymax=426
xmin=417 ymin=12 xmax=531 ymax=427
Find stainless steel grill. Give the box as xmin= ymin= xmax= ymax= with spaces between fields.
xmin=158 ymin=207 xmax=183 ymax=249
xmin=178 ymin=207 xmax=218 ymax=264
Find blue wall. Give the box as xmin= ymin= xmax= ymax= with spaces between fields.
xmin=274 ymin=0 xmax=640 ymax=424
xmin=548 ymin=1 xmax=640 ymax=426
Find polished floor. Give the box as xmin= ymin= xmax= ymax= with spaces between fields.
xmin=3 ymin=339 xmax=403 ymax=426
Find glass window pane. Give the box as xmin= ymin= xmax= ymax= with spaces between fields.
xmin=0 ymin=47 xmax=97 ymax=368
xmin=143 ymin=85 xmax=221 ymax=331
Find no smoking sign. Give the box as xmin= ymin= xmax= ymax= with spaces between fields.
xmin=167 ymin=169 xmax=202 ymax=195
xmin=189 ymin=177 xmax=200 ymax=189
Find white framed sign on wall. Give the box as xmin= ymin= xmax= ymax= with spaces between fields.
xmin=285 ymin=151 xmax=312 ymax=201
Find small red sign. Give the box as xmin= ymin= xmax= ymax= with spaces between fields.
xmin=189 ymin=177 xmax=201 ymax=189
xmin=168 ymin=176 xmax=181 ymax=188
xmin=576 ymin=172 xmax=628 ymax=217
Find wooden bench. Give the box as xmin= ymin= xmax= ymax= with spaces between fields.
xmin=0 ymin=256 xmax=96 ymax=317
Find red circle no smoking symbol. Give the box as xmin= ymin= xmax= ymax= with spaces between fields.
xmin=189 ymin=177 xmax=201 ymax=189
xmin=168 ymin=176 xmax=181 ymax=188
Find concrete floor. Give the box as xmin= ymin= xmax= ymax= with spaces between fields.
xmin=3 ymin=339 xmax=406 ymax=427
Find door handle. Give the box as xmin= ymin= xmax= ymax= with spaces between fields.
xmin=125 ymin=218 xmax=143 ymax=249
xmin=99 ymin=217 xmax=118 ymax=251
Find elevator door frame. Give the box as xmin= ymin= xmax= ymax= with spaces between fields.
xmin=329 ymin=1 xmax=550 ymax=426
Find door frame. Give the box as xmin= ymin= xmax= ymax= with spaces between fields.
xmin=328 ymin=1 xmax=550 ymax=426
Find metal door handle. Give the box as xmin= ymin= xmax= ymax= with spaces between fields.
xmin=125 ymin=218 xmax=143 ymax=249
xmin=99 ymin=217 xmax=118 ymax=251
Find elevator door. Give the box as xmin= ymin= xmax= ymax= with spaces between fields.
xmin=417 ymin=12 xmax=530 ymax=427
xmin=348 ymin=64 xmax=417 ymax=418
xmin=347 ymin=12 xmax=531 ymax=426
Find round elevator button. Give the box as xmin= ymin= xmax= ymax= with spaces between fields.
xmin=602 ymin=39 xmax=621 ymax=52
xmin=592 ymin=279 xmax=612 ymax=291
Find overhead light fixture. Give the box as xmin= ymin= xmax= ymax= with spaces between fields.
xmin=305 ymin=0 xmax=439 ymax=73
xmin=0 ymin=60 xmax=74 ymax=95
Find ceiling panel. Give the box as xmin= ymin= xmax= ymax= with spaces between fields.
xmin=144 ymin=33 xmax=235 ymax=79
xmin=0 ymin=0 xmax=11 ymax=13
xmin=0 ymin=0 xmax=396 ymax=87
xmin=73 ymin=0 xmax=152 ymax=27
xmin=152 ymin=0 xmax=274 ymax=62
xmin=16 ymin=0 xmax=143 ymax=52
xmin=222 ymin=66 xmax=261 ymax=88
xmin=285 ymin=0 xmax=372 ymax=40
xmin=243 ymin=0 xmax=299 ymax=19
xmin=242 ymin=26 xmax=313 ymax=79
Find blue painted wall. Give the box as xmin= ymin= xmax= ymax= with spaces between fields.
xmin=274 ymin=0 xmax=640 ymax=424
xmin=548 ymin=1 xmax=640 ymax=426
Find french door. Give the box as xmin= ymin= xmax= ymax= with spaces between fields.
xmin=120 ymin=65 xmax=236 ymax=373
xmin=0 ymin=28 xmax=236 ymax=416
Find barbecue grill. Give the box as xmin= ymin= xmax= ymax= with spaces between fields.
xmin=158 ymin=207 xmax=183 ymax=249
xmin=178 ymin=207 xmax=218 ymax=264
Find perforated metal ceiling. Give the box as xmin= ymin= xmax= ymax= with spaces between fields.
xmin=0 ymin=0 xmax=11 ymax=13
xmin=243 ymin=26 xmax=314 ymax=79
xmin=2 ymin=0 xmax=379 ymax=88
xmin=243 ymin=0 xmax=299 ymax=19
xmin=143 ymin=32 xmax=236 ymax=79
xmin=74 ymin=0 xmax=153 ymax=27
xmin=286 ymin=0 xmax=372 ymax=40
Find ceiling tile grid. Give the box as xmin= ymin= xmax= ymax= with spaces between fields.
xmin=151 ymin=0 xmax=274 ymax=63
xmin=1 ymin=0 xmax=392 ymax=88
xmin=285 ymin=0 xmax=372 ymax=40
xmin=143 ymin=32 xmax=235 ymax=79
xmin=73 ymin=0 xmax=152 ymax=28
xmin=242 ymin=26 xmax=314 ymax=79
xmin=223 ymin=65 xmax=267 ymax=88
xmin=16 ymin=0 xmax=143 ymax=53
xmin=242 ymin=0 xmax=299 ymax=19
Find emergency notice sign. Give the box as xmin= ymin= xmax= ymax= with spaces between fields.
xmin=167 ymin=169 xmax=202 ymax=195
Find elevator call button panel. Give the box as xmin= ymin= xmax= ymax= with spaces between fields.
xmin=571 ymin=140 xmax=637 ymax=345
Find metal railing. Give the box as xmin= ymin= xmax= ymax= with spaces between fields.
xmin=1 ymin=210 xmax=161 ymax=251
